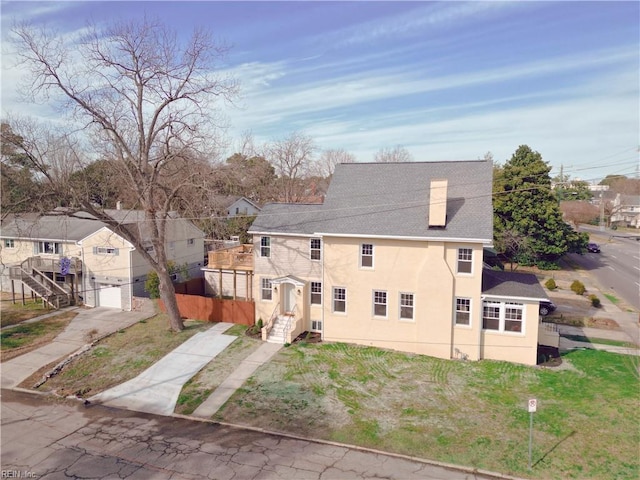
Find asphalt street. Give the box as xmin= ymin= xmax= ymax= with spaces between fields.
xmin=1 ymin=389 xmax=507 ymax=480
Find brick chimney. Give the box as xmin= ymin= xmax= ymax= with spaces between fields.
xmin=428 ymin=179 xmax=447 ymax=227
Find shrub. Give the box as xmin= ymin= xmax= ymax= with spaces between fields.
xmin=537 ymin=260 xmax=560 ymax=270
xmin=570 ymin=280 xmax=586 ymax=296
xmin=589 ymin=294 xmax=601 ymax=308
xmin=545 ymin=278 xmax=557 ymax=290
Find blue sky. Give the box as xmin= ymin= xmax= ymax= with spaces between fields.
xmin=1 ymin=1 xmax=638 ymax=183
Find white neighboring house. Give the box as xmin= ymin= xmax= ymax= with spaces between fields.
xmin=610 ymin=194 xmax=640 ymax=228
xmin=0 ymin=210 xmax=205 ymax=310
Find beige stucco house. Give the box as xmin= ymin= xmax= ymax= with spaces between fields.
xmin=1 ymin=210 xmax=205 ymax=310
xmin=247 ymin=160 xmax=555 ymax=366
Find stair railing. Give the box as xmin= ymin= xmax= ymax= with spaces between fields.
xmin=284 ymin=304 xmax=298 ymax=343
xmin=262 ymin=303 xmax=280 ymax=340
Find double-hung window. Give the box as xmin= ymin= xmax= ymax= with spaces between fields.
xmin=261 ymin=278 xmax=273 ymax=301
xmin=455 ymin=298 xmax=471 ymax=326
xmin=4 ymin=239 xmax=15 ymax=248
xmin=482 ymin=300 xmax=524 ymax=333
xmin=373 ymin=290 xmax=387 ymax=317
xmin=400 ymin=293 xmax=414 ymax=320
xmin=310 ymin=238 xmax=321 ymax=261
xmin=260 ymin=237 xmax=271 ymax=258
xmin=333 ymin=287 xmax=346 ymax=313
xmin=457 ymin=248 xmax=473 ymax=274
xmin=310 ymin=281 xmax=322 ymax=305
xmin=360 ymin=243 xmax=374 ymax=268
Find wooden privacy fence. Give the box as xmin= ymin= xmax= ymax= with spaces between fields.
xmin=159 ymin=294 xmax=255 ymax=325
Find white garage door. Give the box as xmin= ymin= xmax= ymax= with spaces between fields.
xmin=97 ymin=285 xmax=122 ymax=309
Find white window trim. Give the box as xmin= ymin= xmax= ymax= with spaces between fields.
xmin=260 ymin=236 xmax=271 ymax=258
xmin=372 ymin=289 xmax=388 ymax=319
xmin=260 ymin=277 xmax=273 ymax=302
xmin=38 ymin=241 xmax=62 ymax=255
xmin=454 ymin=297 xmax=472 ymax=328
xmin=3 ymin=239 xmax=15 ymax=249
xmin=456 ymin=247 xmax=473 ymax=275
xmin=310 ymin=238 xmax=322 ymax=261
xmin=399 ymin=292 xmax=415 ymax=322
xmin=482 ymin=300 xmax=525 ymax=335
xmin=310 ymin=281 xmax=322 ymax=305
xmin=332 ymin=286 xmax=347 ymax=314
xmin=360 ymin=243 xmax=374 ymax=269
xmin=96 ymin=246 xmax=118 ymax=255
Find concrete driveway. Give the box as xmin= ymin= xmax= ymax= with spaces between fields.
xmin=90 ymin=322 xmax=237 ymax=415
xmin=1 ymin=301 xmax=155 ymax=389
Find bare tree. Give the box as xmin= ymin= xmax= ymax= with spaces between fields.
xmin=267 ymin=132 xmax=316 ymax=202
xmin=10 ymin=18 xmax=238 ymax=331
xmin=315 ymin=148 xmax=356 ymax=178
xmin=374 ymin=145 xmax=413 ymax=163
xmin=560 ymin=200 xmax=599 ymax=228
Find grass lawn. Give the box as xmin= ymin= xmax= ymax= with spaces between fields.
xmin=1 ymin=311 xmax=77 ymax=361
xmin=26 ymin=313 xmax=213 ymax=397
xmin=1 ymin=295 xmax=57 ymax=328
xmin=214 ymin=342 xmax=639 ymax=480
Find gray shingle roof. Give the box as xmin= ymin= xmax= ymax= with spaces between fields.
xmin=481 ymin=269 xmax=548 ymax=300
xmin=250 ymin=160 xmax=493 ymax=240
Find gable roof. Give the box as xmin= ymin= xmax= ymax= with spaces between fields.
xmin=249 ymin=160 xmax=493 ymax=241
xmin=1 ymin=209 xmax=203 ymax=243
xmin=481 ymin=269 xmax=548 ymax=301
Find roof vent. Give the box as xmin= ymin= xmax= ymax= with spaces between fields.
xmin=428 ymin=179 xmax=448 ymax=227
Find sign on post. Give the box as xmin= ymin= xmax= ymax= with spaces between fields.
xmin=528 ymin=398 xmax=537 ymax=469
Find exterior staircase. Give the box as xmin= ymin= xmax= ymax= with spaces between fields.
xmin=9 ymin=263 xmax=72 ymax=309
xmin=266 ymin=315 xmax=292 ymax=344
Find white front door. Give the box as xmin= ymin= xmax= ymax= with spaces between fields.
xmin=283 ymin=283 xmax=296 ymax=313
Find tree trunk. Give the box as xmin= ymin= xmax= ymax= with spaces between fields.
xmin=157 ymin=269 xmax=184 ymax=332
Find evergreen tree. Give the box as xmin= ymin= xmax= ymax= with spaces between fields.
xmin=494 ymin=145 xmax=587 ymax=264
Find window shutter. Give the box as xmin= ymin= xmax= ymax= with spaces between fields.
xmin=34 ymin=242 xmax=39 ymax=254
xmin=114 ymin=248 xmax=119 ymax=256
xmin=93 ymin=247 xmax=98 ymax=255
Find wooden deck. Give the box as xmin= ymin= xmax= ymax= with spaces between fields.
xmin=207 ymin=244 xmax=254 ymax=271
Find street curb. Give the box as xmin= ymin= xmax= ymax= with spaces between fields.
xmin=172 ymin=413 xmax=527 ymax=480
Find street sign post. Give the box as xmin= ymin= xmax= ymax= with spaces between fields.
xmin=528 ymin=399 xmax=537 ymax=469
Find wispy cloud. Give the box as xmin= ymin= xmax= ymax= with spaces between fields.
xmin=331 ymin=2 xmax=523 ymax=47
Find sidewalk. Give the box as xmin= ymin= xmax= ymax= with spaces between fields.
xmin=1 ymin=300 xmax=156 ymax=389
xmin=192 ymin=342 xmax=282 ymax=418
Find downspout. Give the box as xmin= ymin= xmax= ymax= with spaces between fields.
xmin=478 ymin=295 xmax=485 ymax=361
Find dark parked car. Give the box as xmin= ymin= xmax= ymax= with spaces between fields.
xmin=539 ymin=300 xmax=556 ymax=316
xmin=587 ymin=243 xmax=600 ymax=253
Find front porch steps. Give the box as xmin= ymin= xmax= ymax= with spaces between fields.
xmin=266 ymin=315 xmax=292 ymax=344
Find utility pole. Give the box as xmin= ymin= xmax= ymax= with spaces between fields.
xmin=599 ymin=191 xmax=605 ymax=231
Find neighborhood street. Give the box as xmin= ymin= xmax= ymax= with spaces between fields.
xmin=575 ymin=227 xmax=640 ymax=310
xmin=1 ymin=389 xmax=504 ymax=480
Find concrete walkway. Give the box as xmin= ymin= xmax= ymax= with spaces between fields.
xmin=1 ymin=301 xmax=155 ymax=389
xmin=90 ymin=322 xmax=236 ymax=416
xmin=193 ymin=342 xmax=283 ymax=418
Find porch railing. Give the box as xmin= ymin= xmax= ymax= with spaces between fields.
xmin=283 ymin=304 xmax=298 ymax=343
xmin=207 ymin=244 xmax=254 ymax=270
xmin=262 ymin=303 xmax=280 ymax=341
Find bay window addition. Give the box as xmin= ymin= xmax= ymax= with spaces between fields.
xmin=455 ymin=298 xmax=471 ymax=326
xmin=261 ymin=278 xmax=273 ymax=301
xmin=310 ymin=238 xmax=321 ymax=261
xmin=360 ymin=243 xmax=374 ymax=268
xmin=310 ymin=281 xmax=322 ymax=305
xmin=260 ymin=236 xmax=271 ymax=257
xmin=482 ymin=300 xmax=524 ymax=333
xmin=373 ymin=290 xmax=387 ymax=317
xmin=399 ymin=293 xmax=414 ymax=320
xmin=457 ymin=248 xmax=473 ymax=274
xmin=333 ymin=287 xmax=346 ymax=313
